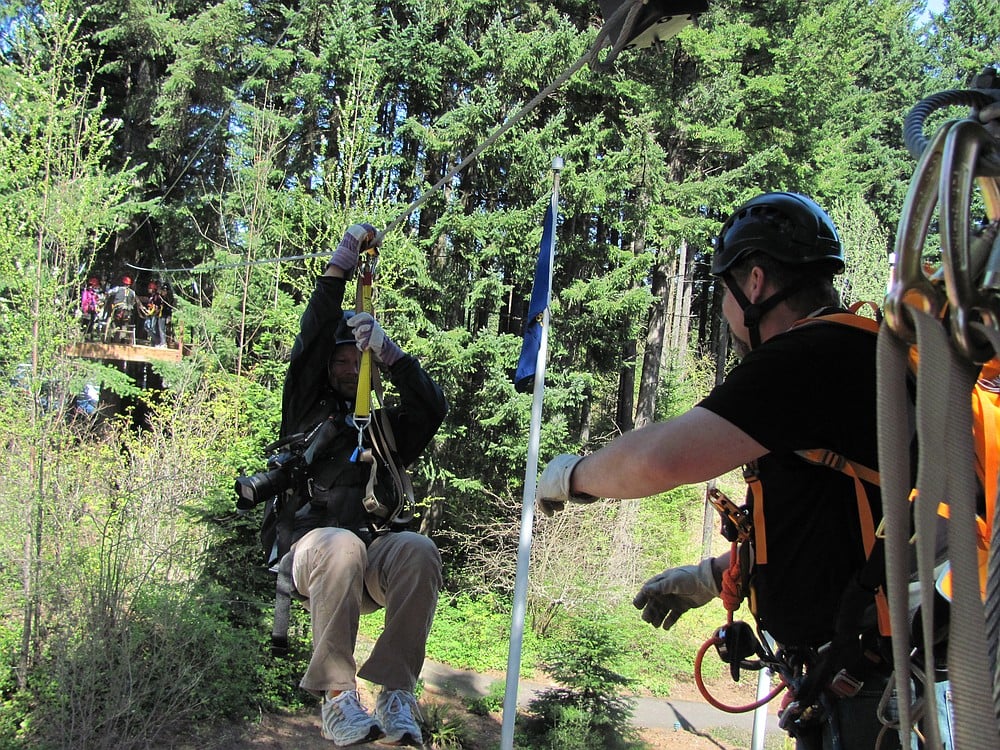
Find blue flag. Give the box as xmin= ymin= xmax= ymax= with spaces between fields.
xmin=513 ymin=201 xmax=556 ymax=393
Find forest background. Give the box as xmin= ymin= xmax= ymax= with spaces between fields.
xmin=1 ymin=0 xmax=997 ymax=748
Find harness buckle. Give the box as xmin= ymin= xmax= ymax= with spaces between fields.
xmin=828 ymin=668 xmax=864 ymax=698
xmin=708 ymin=487 xmax=752 ymax=543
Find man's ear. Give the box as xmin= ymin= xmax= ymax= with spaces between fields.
xmin=747 ymin=265 xmax=767 ymax=304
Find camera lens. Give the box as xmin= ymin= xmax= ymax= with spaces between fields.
xmin=234 ymin=467 xmax=292 ymax=509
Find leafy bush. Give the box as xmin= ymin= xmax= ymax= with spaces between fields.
xmin=24 ymin=583 xmax=259 ymax=749
xmin=426 ymin=593 xmax=536 ymax=674
xmin=420 ymin=700 xmax=469 ymax=750
xmin=465 ymin=679 xmax=505 ymax=716
xmin=517 ymin=612 xmax=643 ymax=750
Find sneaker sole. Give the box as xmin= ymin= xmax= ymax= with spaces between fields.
xmin=324 ymin=723 xmax=385 ymax=746
xmin=377 ymin=732 xmax=422 ymax=747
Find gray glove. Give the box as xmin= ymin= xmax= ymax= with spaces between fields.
xmin=347 ymin=312 xmax=404 ymax=366
xmin=328 ymin=223 xmax=378 ymax=272
xmin=981 ymin=101 xmax=1000 ymax=140
xmin=536 ymin=454 xmax=596 ymax=517
xmin=632 ymin=558 xmax=719 ymax=630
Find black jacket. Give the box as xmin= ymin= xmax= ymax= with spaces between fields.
xmin=272 ymin=275 xmax=447 ymax=550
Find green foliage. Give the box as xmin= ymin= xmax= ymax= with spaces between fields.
xmin=420 ymin=700 xmax=470 ymax=750
xmin=518 ymin=613 xmax=642 ymax=750
xmin=465 ymin=679 xmax=506 ymax=716
xmin=830 ymin=193 xmax=892 ymax=308
xmin=427 ymin=593 xmax=537 ymax=674
xmin=0 ymin=0 xmax=994 ymax=744
xmin=22 ymin=583 xmax=259 ymax=749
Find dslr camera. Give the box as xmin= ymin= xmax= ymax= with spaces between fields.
xmin=234 ymin=420 xmax=337 ymax=510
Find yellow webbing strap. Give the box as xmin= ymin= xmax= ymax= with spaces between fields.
xmin=354 ymin=251 xmax=377 ymax=422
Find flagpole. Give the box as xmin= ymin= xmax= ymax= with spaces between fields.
xmin=500 ymin=156 xmax=563 ymax=750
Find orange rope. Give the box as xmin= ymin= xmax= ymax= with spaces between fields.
xmin=720 ymin=543 xmax=743 ymax=613
xmin=692 ymin=541 xmax=788 ymax=712
xmin=693 ymin=636 xmax=787 ymax=713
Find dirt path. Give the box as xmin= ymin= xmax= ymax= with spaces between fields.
xmin=181 ymin=659 xmax=786 ymax=750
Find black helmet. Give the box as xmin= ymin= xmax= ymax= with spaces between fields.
xmin=333 ymin=310 xmax=356 ymax=346
xmin=711 ymin=192 xmax=844 ymax=276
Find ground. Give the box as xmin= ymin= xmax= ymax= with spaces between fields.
xmin=177 ymin=671 xmax=784 ymax=750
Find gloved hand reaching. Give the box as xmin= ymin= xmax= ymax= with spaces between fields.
xmin=535 ymin=454 xmax=597 ymax=517
xmin=328 ymin=223 xmax=378 ymax=273
xmin=347 ymin=312 xmax=404 ymax=366
xmin=632 ymin=558 xmax=719 ymax=630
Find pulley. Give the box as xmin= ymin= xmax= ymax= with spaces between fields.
xmin=598 ymin=0 xmax=708 ymax=51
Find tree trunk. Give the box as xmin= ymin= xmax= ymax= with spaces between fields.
xmin=635 ymin=251 xmax=671 ymax=429
xmin=669 ymin=239 xmax=691 ymax=367
xmin=616 ymin=338 xmax=636 ymax=432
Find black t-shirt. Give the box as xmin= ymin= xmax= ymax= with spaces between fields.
xmin=698 ymin=314 xmax=880 ymax=647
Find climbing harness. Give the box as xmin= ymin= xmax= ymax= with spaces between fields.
xmin=879 ymin=68 xmax=1000 ymax=750
xmin=694 ymin=307 xmax=898 ymax=748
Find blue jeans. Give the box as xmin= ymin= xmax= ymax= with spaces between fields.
xmin=792 ymin=673 xmax=901 ymax=750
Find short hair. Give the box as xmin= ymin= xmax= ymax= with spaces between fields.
xmin=727 ymin=250 xmax=841 ymax=316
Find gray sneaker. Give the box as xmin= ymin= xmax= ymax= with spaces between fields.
xmin=321 ymin=690 xmax=384 ymax=746
xmin=374 ymin=689 xmax=423 ymax=746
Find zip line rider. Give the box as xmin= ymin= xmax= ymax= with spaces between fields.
xmin=277 ymin=224 xmax=448 ymax=747
xmin=537 ymin=192 xmax=899 ymax=749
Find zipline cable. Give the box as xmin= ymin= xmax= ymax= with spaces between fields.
xmin=128 ymin=0 xmax=648 ymax=275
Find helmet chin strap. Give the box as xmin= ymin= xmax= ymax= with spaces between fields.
xmin=723 ymin=274 xmax=809 ymax=350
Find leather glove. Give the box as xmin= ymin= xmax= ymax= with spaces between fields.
xmin=536 ymin=454 xmax=596 ymax=517
xmin=347 ymin=312 xmax=404 ymax=366
xmin=981 ymin=101 xmax=1000 ymax=139
xmin=632 ymin=558 xmax=719 ymax=630
xmin=328 ymin=223 xmax=378 ymax=272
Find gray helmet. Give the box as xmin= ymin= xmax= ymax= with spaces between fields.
xmin=711 ymin=192 xmax=844 ymax=276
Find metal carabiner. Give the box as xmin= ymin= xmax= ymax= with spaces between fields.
xmin=939 ymin=118 xmax=1000 ymax=363
xmin=884 ymin=122 xmax=956 ymax=345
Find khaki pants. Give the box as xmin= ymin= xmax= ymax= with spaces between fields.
xmin=291 ymin=527 xmax=442 ymax=695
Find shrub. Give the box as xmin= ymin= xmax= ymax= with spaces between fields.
xmin=518 ymin=612 xmax=643 ymax=750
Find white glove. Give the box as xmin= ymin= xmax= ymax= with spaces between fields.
xmin=536 ymin=454 xmax=596 ymax=517
xmin=347 ymin=312 xmax=403 ymax=366
xmin=328 ymin=223 xmax=378 ymax=272
xmin=632 ymin=558 xmax=719 ymax=630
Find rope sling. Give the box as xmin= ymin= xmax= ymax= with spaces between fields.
xmin=878 ymin=73 xmax=1000 ymax=749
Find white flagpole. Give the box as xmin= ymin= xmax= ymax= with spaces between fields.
xmin=500 ymin=156 xmax=563 ymax=750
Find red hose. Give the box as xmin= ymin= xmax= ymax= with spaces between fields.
xmin=693 ymin=633 xmax=787 ymax=713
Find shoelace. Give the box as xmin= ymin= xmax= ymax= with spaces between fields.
xmin=333 ymin=690 xmax=368 ymax=718
xmin=381 ymin=690 xmax=422 ymax=721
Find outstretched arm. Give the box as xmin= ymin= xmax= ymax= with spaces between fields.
xmin=570 ymin=407 xmax=766 ymax=499
xmin=538 ymin=406 xmax=767 ymax=517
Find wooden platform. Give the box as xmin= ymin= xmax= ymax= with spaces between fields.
xmin=66 ymin=340 xmax=184 ymax=363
